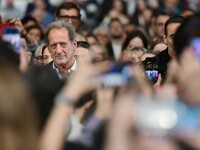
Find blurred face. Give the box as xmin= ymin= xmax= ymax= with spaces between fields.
xmin=127 ymin=37 xmax=144 ymax=50
xmin=86 ymin=36 xmax=97 ymax=45
xmin=48 ymin=28 xmax=76 ymax=67
xmin=137 ymin=0 xmax=146 ymax=11
xmin=57 ymin=9 xmax=80 ymax=30
xmin=91 ymin=45 xmax=106 ymax=62
xmin=113 ymin=0 xmax=124 ymax=13
xmin=96 ymin=32 xmax=109 ymax=46
xmin=164 ymin=23 xmax=181 ymax=58
xmin=28 ymin=28 xmax=41 ymax=42
xmin=34 ymin=0 xmax=46 ymax=10
xmin=155 ymin=15 xmax=170 ymax=37
xmin=110 ymin=20 xmax=124 ymax=39
xmin=6 ymin=0 xmax=13 ymax=7
xmin=43 ymin=47 xmax=53 ymax=64
xmin=164 ymin=0 xmax=179 ymax=9
xmin=34 ymin=47 xmax=53 ymax=65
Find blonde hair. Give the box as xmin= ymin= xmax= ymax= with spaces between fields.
xmin=0 ymin=65 xmax=39 ymax=150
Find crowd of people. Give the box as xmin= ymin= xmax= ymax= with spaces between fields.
xmin=0 ymin=0 xmax=200 ymax=150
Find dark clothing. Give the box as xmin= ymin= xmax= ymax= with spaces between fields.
xmin=156 ymin=48 xmax=171 ymax=83
xmin=106 ymin=42 xmax=115 ymax=61
xmin=64 ymin=142 xmax=91 ymax=150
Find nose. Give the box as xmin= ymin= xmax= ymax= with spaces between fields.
xmin=55 ymin=43 xmax=63 ymax=53
xmin=68 ymin=18 xmax=73 ymax=25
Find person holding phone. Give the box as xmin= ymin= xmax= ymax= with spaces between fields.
xmin=155 ymin=16 xmax=185 ymax=84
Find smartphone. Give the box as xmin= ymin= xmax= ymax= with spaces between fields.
xmin=0 ymin=23 xmax=14 ymax=37
xmin=100 ymin=62 xmax=134 ymax=87
xmin=77 ymin=41 xmax=90 ymax=49
xmin=144 ymin=57 xmax=159 ymax=84
xmin=2 ymin=28 xmax=21 ymax=53
xmin=190 ymin=37 xmax=200 ymax=62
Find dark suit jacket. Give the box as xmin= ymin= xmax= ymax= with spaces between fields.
xmin=156 ymin=48 xmax=171 ymax=83
xmin=106 ymin=42 xmax=115 ymax=61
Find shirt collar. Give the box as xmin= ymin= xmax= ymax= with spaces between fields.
xmin=52 ymin=59 xmax=77 ymax=79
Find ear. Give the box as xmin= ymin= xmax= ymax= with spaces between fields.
xmin=73 ymin=40 xmax=78 ymax=50
xmin=163 ymin=34 xmax=167 ymax=44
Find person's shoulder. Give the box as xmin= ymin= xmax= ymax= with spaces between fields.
xmin=44 ymin=61 xmax=53 ymax=68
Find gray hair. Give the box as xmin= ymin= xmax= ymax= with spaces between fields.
xmin=45 ymin=20 xmax=76 ymax=44
xmin=34 ymin=42 xmax=47 ymax=57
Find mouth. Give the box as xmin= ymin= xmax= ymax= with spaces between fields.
xmin=55 ymin=55 xmax=66 ymax=59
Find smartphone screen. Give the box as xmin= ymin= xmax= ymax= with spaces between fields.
xmin=2 ymin=28 xmax=21 ymax=53
xmin=190 ymin=37 xmax=200 ymax=62
xmin=100 ymin=62 xmax=134 ymax=87
xmin=144 ymin=57 xmax=159 ymax=84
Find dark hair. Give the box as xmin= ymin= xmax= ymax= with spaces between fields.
xmin=164 ymin=16 xmax=186 ymax=35
xmin=154 ymin=12 xmax=170 ymax=24
xmin=55 ymin=1 xmax=81 ymax=18
xmin=26 ymin=25 xmax=45 ymax=41
xmin=109 ymin=17 xmax=122 ymax=27
xmin=0 ymin=39 xmax=20 ymax=70
xmin=22 ymin=15 xmax=38 ymax=26
xmin=112 ymin=0 xmax=127 ymax=15
xmin=174 ymin=15 xmax=200 ymax=59
xmin=24 ymin=65 xmax=65 ymax=129
xmin=86 ymin=33 xmax=98 ymax=42
xmin=122 ymin=30 xmax=149 ymax=50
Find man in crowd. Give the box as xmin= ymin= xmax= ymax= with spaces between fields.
xmin=45 ymin=20 xmax=77 ymax=79
xmin=153 ymin=12 xmax=170 ymax=39
xmin=106 ymin=18 xmax=126 ymax=61
xmin=156 ymin=15 xmax=185 ymax=83
xmin=54 ymin=1 xmax=81 ymax=30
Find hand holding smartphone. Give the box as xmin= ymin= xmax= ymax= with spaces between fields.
xmin=144 ymin=57 xmax=159 ymax=84
xmin=2 ymin=27 xmax=21 ymax=53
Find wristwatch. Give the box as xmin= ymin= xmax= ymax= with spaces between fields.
xmin=54 ymin=92 xmax=75 ymax=107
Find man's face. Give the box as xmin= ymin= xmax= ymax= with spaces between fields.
xmin=164 ymin=23 xmax=181 ymax=58
xmin=56 ymin=8 xmax=80 ymax=29
xmin=110 ymin=21 xmax=124 ymax=39
xmin=48 ymin=27 xmax=76 ymax=66
xmin=28 ymin=28 xmax=41 ymax=42
xmin=155 ymin=15 xmax=170 ymax=37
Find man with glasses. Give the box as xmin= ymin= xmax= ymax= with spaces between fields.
xmin=45 ymin=20 xmax=77 ymax=79
xmin=54 ymin=1 xmax=81 ymax=30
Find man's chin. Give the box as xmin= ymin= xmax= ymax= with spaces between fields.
xmin=55 ymin=59 xmax=68 ymax=66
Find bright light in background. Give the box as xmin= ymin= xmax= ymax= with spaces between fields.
xmin=158 ymin=110 xmax=178 ymax=129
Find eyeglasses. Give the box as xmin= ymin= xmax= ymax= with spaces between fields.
xmin=35 ymin=55 xmax=50 ymax=61
xmin=58 ymin=15 xmax=80 ymax=22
